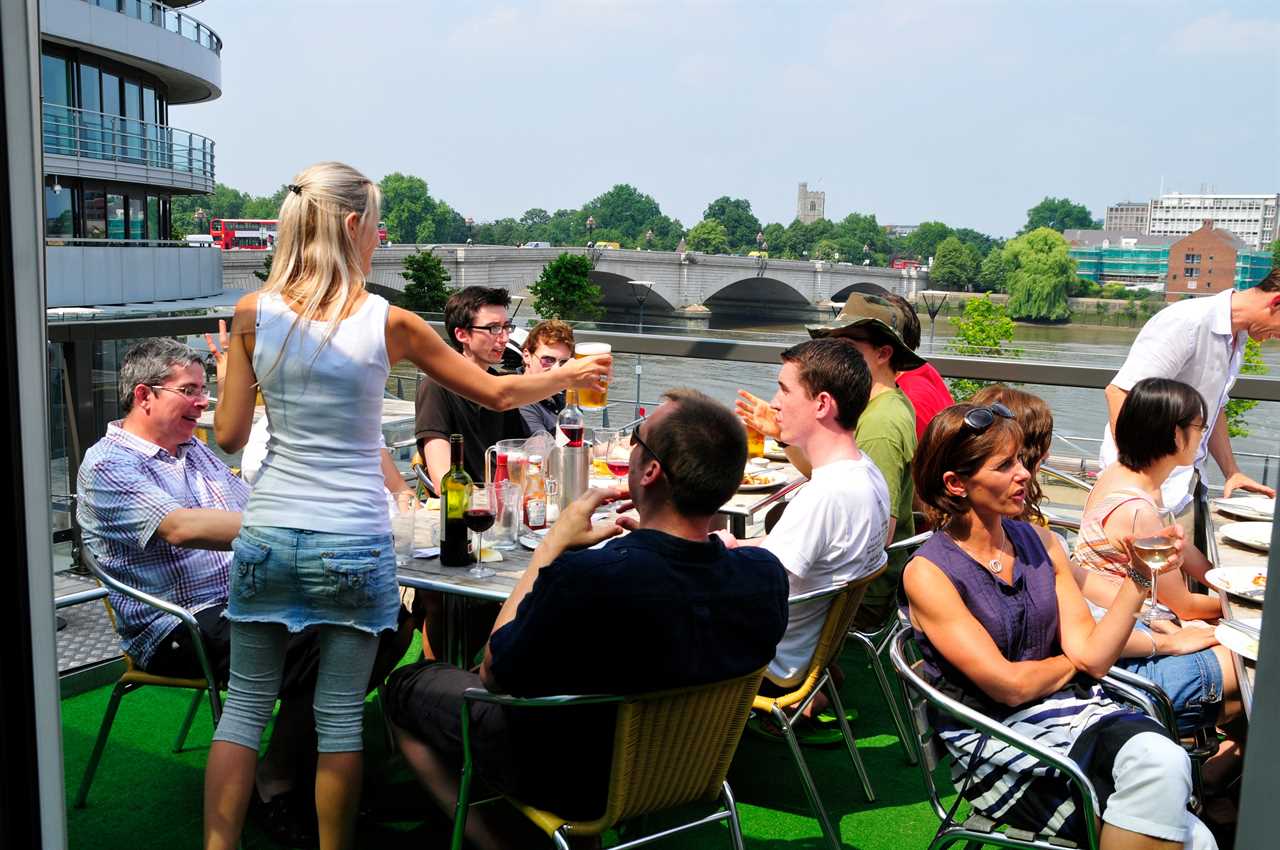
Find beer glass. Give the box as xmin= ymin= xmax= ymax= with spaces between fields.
xmin=746 ymin=425 xmax=765 ymax=459
xmin=575 ymin=342 xmax=611 ymax=409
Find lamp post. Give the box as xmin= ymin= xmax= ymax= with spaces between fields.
xmin=629 ymin=280 xmax=654 ymax=419
xmin=193 ymin=207 xmax=207 ymax=235
xmin=644 ymin=228 xmax=654 ymax=250
xmin=920 ymin=285 xmax=948 ymax=354
xmin=585 ymin=215 xmax=596 ymax=246
xmin=464 ymin=216 xmax=475 ymax=245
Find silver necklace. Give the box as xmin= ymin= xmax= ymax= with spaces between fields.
xmin=960 ymin=537 xmax=1006 ymax=574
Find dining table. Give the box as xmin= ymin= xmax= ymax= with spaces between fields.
xmin=396 ymin=461 xmax=809 ymax=666
xmin=1202 ymin=497 xmax=1272 ymax=720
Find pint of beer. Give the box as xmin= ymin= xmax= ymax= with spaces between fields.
xmin=575 ymin=342 xmax=611 ymax=409
xmin=746 ymin=425 xmax=764 ymax=458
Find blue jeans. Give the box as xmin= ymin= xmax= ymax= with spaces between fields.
xmin=1119 ymin=643 xmax=1224 ymax=734
xmin=213 ymin=620 xmax=378 ymax=752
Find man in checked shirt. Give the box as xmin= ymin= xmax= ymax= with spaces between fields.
xmin=77 ymin=336 xmax=411 ymax=846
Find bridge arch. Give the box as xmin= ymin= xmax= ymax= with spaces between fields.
xmin=831 ymin=280 xmax=898 ymax=303
xmin=591 ymin=270 xmax=677 ymax=313
xmin=704 ymin=275 xmax=811 ymax=307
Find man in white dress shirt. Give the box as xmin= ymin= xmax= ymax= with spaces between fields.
xmin=1100 ymin=269 xmax=1279 ymax=517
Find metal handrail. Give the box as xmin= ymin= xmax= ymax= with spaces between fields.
xmin=45 ymin=237 xmax=210 ymax=248
xmin=41 ymin=104 xmax=216 ymax=181
xmin=80 ymin=0 xmax=223 ymax=54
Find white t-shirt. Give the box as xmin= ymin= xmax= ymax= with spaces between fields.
xmin=1099 ymin=288 xmax=1245 ymax=513
xmin=762 ymin=455 xmax=891 ymax=683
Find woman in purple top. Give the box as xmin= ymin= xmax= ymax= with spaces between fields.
xmin=904 ymin=403 xmax=1215 ymax=848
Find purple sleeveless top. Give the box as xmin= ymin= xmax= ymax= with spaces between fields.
xmin=911 ymin=519 xmax=1062 ymax=719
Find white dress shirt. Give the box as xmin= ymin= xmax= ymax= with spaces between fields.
xmin=1100 ymin=288 xmax=1245 ymax=512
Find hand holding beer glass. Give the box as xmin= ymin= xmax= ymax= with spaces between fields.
xmin=735 ymin=390 xmax=781 ymax=443
xmin=574 ymin=343 xmax=612 ymax=409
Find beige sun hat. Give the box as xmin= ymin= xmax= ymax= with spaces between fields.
xmin=805 ymin=293 xmax=927 ymax=371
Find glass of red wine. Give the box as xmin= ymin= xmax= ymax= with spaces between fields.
xmin=604 ymin=428 xmax=631 ymax=481
xmin=465 ymin=483 xmax=497 ymax=579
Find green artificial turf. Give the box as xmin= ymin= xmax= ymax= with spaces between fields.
xmin=60 ymin=636 xmax=959 ymax=849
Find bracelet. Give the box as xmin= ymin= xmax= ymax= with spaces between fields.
xmin=1126 ymin=563 xmax=1153 ymax=592
xmin=1143 ymin=628 xmax=1158 ymax=659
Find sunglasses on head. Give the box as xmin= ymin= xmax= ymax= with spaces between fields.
xmin=962 ymin=402 xmax=1015 ymax=432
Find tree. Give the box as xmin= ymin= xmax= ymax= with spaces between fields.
xmin=400 ymin=249 xmax=453 ymax=313
xmin=930 ymin=236 xmax=978 ymax=290
xmin=253 ymin=251 xmax=273 ymax=283
xmin=977 ymin=247 xmax=1011 ymax=293
xmin=581 ymin=184 xmax=683 ymax=250
xmin=702 ymin=196 xmax=761 ymax=252
xmin=1002 ymin=227 xmax=1074 ymax=322
xmin=379 ymin=173 xmax=437 ymax=245
xmin=1225 ymin=338 xmax=1269 ymax=437
xmin=952 ymin=227 xmax=1000 ymax=259
xmin=1272 ymin=239 xmax=1280 ymax=269
xmin=686 ymin=219 xmax=730 ymax=254
xmin=529 ymin=253 xmax=602 ymax=321
xmin=1020 ymin=196 xmax=1094 ymax=234
xmin=1067 ymin=277 xmax=1101 ymax=298
xmin=903 ymin=221 xmax=953 ymax=264
xmin=947 ymin=295 xmax=1017 ymax=400
xmin=834 ymin=212 xmax=893 ymax=265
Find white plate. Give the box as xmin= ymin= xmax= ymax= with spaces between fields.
xmin=739 ymin=469 xmax=787 ymax=492
xmin=764 ymin=440 xmax=790 ymax=462
xmin=518 ymin=533 xmax=541 ymax=550
xmin=1215 ymin=618 xmax=1262 ymax=661
xmin=1220 ymin=521 xmax=1273 ymax=552
xmin=1204 ymin=567 xmax=1268 ymax=601
xmin=1214 ymin=495 xmax=1275 ymax=521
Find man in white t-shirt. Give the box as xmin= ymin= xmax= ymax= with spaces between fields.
xmin=726 ymin=337 xmax=891 ymax=684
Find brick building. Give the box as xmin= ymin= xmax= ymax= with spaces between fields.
xmin=1165 ymin=220 xmax=1251 ymax=300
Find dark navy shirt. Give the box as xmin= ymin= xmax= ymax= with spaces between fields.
xmin=488 ymin=528 xmax=789 ymax=817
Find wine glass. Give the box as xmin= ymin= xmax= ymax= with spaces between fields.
xmin=465 ymin=483 xmax=497 ymax=579
xmin=1130 ymin=504 xmax=1177 ymax=623
xmin=604 ymin=428 xmax=632 ymax=483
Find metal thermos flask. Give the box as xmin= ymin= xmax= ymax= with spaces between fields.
xmin=554 ymin=443 xmax=590 ymax=508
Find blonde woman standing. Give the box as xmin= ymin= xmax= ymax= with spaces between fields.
xmin=205 ymin=162 xmax=609 ymax=850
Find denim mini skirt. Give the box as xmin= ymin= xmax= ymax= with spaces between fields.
xmin=226 ymin=525 xmax=400 ymax=635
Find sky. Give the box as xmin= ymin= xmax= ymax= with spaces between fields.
xmin=171 ymin=0 xmax=1280 ymax=238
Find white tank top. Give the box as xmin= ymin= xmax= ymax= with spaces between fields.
xmin=243 ymin=291 xmax=392 ymax=535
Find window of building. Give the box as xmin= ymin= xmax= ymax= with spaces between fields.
xmin=44 ymin=184 xmax=74 ymax=238
xmin=106 ymin=193 xmax=125 ymax=240
xmin=1185 ymin=253 xmax=1200 ymax=264
xmin=83 ymin=188 xmax=106 ymax=239
xmin=1188 ymin=281 xmax=1198 ymax=290
xmin=128 ymin=197 xmax=145 ymax=240
xmin=1184 ymin=267 xmax=1198 ymax=278
xmin=146 ymin=195 xmax=161 ymax=240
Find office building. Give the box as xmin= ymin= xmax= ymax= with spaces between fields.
xmin=1147 ymin=193 xmax=1278 ymax=250
xmin=1103 ymin=201 xmax=1149 ymax=233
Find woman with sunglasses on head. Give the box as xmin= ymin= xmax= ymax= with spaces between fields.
xmin=904 ymin=403 xmax=1215 ymax=849
xmin=517 ymin=319 xmax=576 ymax=435
xmin=205 ymin=162 xmax=610 ymax=850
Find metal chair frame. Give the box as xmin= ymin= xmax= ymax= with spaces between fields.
xmin=752 ymin=570 xmax=887 ymax=850
xmin=846 ymin=529 xmax=934 ymax=767
xmin=888 ymin=629 xmax=1179 ymax=850
xmin=75 ymin=548 xmax=222 ymax=807
xmin=450 ymin=674 xmax=763 ymax=850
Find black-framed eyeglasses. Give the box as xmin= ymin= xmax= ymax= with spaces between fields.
xmin=468 ymin=322 xmax=515 ymax=336
xmin=630 ymin=421 xmax=675 ymax=482
xmin=538 ymin=355 xmax=570 ymax=369
xmin=962 ymin=402 xmax=1014 ymax=432
xmin=148 ymin=384 xmax=210 ymax=400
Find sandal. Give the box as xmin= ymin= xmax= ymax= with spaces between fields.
xmin=248 ymin=788 xmax=319 ymax=848
xmin=746 ymin=712 xmax=845 ymax=748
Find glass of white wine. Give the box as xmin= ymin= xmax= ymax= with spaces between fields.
xmin=1130 ymin=504 xmax=1177 ymax=623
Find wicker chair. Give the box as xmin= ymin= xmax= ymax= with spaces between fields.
xmin=888 ymin=628 xmax=1179 ymax=850
xmin=74 ymin=548 xmax=222 ymax=808
xmin=450 ymin=668 xmax=766 ymax=850
xmin=751 ymin=565 xmax=886 ymax=850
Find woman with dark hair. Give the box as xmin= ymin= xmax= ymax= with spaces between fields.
xmin=904 ymin=404 xmax=1214 ymax=848
xmin=1074 ymin=378 xmax=1241 ymax=748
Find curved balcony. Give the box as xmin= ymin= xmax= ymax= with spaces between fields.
xmin=43 ymin=104 xmax=215 ymax=193
xmin=40 ymin=0 xmax=222 ymax=103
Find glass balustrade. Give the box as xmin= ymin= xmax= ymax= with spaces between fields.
xmin=41 ymin=104 xmax=215 ymax=184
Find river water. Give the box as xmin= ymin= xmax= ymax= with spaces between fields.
xmin=592 ymin=314 xmax=1280 ymax=490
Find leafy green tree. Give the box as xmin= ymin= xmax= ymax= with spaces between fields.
xmin=1120 ymin=300 xmax=1139 ymax=327
xmin=1271 ymin=239 xmax=1280 ymax=269
xmin=947 ymin=295 xmax=1017 ymax=400
xmin=380 ymin=173 xmax=437 ymax=245
xmin=253 ymin=251 xmax=273 ymax=283
xmin=520 ymin=208 xmax=551 ymax=229
xmin=761 ymin=222 xmax=786 ymax=254
xmin=903 ymin=221 xmax=953 ymax=263
xmin=686 ymin=219 xmax=730 ymax=254
xmin=1094 ymin=301 xmax=1108 ymax=325
xmin=1003 ymin=227 xmax=1074 ymax=322
xmin=581 ymin=184 xmax=683 ymax=250
xmin=703 ymin=196 xmax=761 ymax=252
xmin=812 ymin=239 xmax=844 ymax=261
xmin=1020 ymin=196 xmax=1094 ymax=234
xmin=1067 ymin=277 xmax=1102 ymax=298
xmin=529 ymin=253 xmax=603 ymax=321
xmin=930 ymin=236 xmax=978 ymax=290
xmin=977 ymin=247 xmax=1011 ymax=293
xmin=952 ymin=227 xmax=1000 ymax=259
xmin=834 ymin=213 xmax=893 ymax=265
xmin=1225 ymin=338 xmax=1268 ymax=437
xmin=400 ymin=249 xmax=453 ymax=312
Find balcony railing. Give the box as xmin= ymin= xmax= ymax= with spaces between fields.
xmin=42 ymin=104 xmax=215 ymax=183
xmin=82 ymin=0 xmax=222 ymax=55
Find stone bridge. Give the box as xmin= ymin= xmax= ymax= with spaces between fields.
xmin=222 ymin=244 xmax=927 ymax=322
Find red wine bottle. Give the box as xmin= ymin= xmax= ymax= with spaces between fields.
xmin=557 ymin=389 xmax=585 ymax=447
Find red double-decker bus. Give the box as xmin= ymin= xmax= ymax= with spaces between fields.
xmin=891 ymin=257 xmax=922 ymax=270
xmin=210 ymin=218 xmax=278 ymax=250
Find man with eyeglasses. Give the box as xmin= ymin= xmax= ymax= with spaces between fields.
xmin=385 ymin=389 xmax=789 ymax=848
xmin=77 ymin=337 xmax=415 ymax=846
xmin=517 ymin=319 xmax=576 ymax=435
xmin=415 ymin=286 xmax=530 ymax=492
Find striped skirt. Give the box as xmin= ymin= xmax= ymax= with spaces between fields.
xmin=938 ymin=682 xmax=1139 ymax=838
